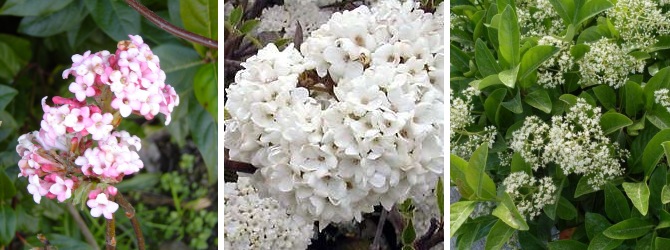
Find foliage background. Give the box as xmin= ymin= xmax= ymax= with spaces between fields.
xmin=0 ymin=0 xmax=218 ymax=249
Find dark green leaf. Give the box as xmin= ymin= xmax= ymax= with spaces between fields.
xmin=0 ymin=171 xmax=15 ymax=200
xmin=662 ymin=185 xmax=670 ymax=204
xmin=153 ymin=44 xmax=204 ymax=92
xmin=548 ymin=0 xmax=575 ymax=24
xmin=188 ymin=90 xmax=218 ymax=183
xmin=656 ymin=237 xmax=670 ymax=250
xmin=549 ymin=240 xmax=587 ymax=249
xmin=45 ymin=234 xmax=93 ymax=250
xmin=484 ymin=88 xmax=507 ymax=126
xmin=457 ymin=216 xmax=497 ymax=250
xmin=193 ymin=63 xmax=218 ymax=122
xmin=501 ymin=90 xmax=523 ymax=114
xmin=228 ymin=6 xmax=243 ymax=25
xmin=0 ymin=85 xmax=18 ymax=111
xmin=466 ymin=143 xmax=497 ymax=200
xmin=588 ymin=233 xmax=623 ymax=250
xmin=0 ymin=0 xmax=73 ymax=16
xmin=556 ymin=196 xmax=577 ymax=220
xmin=576 ymin=0 xmax=613 ymax=26
xmin=576 ymin=26 xmax=608 ymax=44
xmin=475 ymin=39 xmax=502 ymax=77
xmin=450 ymin=202 xmax=477 ymax=237
xmin=543 ymin=179 xmax=565 ymax=220
xmin=630 ymin=51 xmax=650 ymax=60
xmin=239 ymin=19 xmax=260 ymax=34
xmin=642 ymin=129 xmax=670 ymax=177
xmin=180 ymin=0 xmax=217 ymax=40
xmin=518 ymin=45 xmax=559 ymax=80
xmin=115 ymin=173 xmax=161 ymax=192
xmin=603 ymin=183 xmax=630 ymax=222
xmin=600 ymin=112 xmax=633 ymax=135
xmin=647 ymin=106 xmax=670 ymax=130
xmin=485 ymin=220 xmax=515 ymax=250
xmin=624 ymin=81 xmax=644 ymax=117
xmin=575 ymin=175 xmax=599 ymax=198
xmin=592 ymin=85 xmax=616 ymax=110
xmin=451 ymin=44 xmax=470 ymax=73
xmin=658 ymin=210 xmax=670 ymax=229
xmin=524 ymin=88 xmax=553 ymax=113
xmin=648 ymin=36 xmax=670 ymax=52
xmin=603 ymin=218 xmax=654 ymax=240
xmin=622 ymin=181 xmax=650 ymax=216
xmin=586 ymin=212 xmax=613 ymax=239
xmin=498 ymin=5 xmax=520 ymax=69
xmin=0 ymin=42 xmax=22 ymax=83
xmin=436 ymin=178 xmax=444 ymax=216
xmin=644 ymin=66 xmax=670 ymax=110
xmin=84 ymin=0 xmax=141 ymax=41
xmin=0 ymin=205 xmax=16 ymax=246
xmin=402 ymin=219 xmax=416 ymax=245
xmin=570 ymin=44 xmax=590 ymax=60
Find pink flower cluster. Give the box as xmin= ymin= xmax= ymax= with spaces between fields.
xmin=16 ymin=35 xmax=177 ymax=220
xmin=63 ymin=35 xmax=179 ymax=125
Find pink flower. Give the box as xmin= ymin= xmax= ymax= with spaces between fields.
xmin=87 ymin=193 xmax=119 ymax=219
xmin=69 ymin=81 xmax=96 ymax=102
xmin=26 ymin=175 xmax=49 ymax=203
xmin=46 ymin=174 xmax=74 ymax=202
xmin=87 ymin=112 xmax=114 ymax=140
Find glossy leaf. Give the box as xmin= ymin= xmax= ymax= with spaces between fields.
xmin=556 ymin=196 xmax=577 ymax=220
xmin=498 ymin=5 xmax=520 ymax=69
xmin=450 ymin=202 xmax=477 ymax=237
xmin=492 ymin=192 xmax=529 ymax=230
xmin=548 ymin=240 xmax=587 ymax=249
xmin=575 ymin=175 xmax=599 ymax=198
xmin=84 ymin=0 xmax=140 ymax=41
xmin=585 ymin=212 xmax=612 ymax=239
xmin=17 ymin=1 xmax=86 ymax=37
xmin=592 ymin=85 xmax=616 ymax=110
xmin=658 ymin=210 xmax=670 ymax=229
xmin=548 ymin=0 xmax=575 ymax=24
xmin=622 ymin=182 xmax=650 ymax=216
xmin=188 ymin=91 xmax=218 ymax=183
xmin=524 ymin=88 xmax=553 ymax=113
xmin=588 ymin=233 xmax=623 ymax=250
xmin=543 ymin=179 xmax=565 ymax=220
xmin=603 ymin=218 xmax=654 ymax=240
xmin=0 ymin=43 xmax=21 ymax=83
xmin=0 ymin=0 xmax=73 ymax=16
xmin=180 ymin=0 xmax=217 ymax=40
xmin=465 ymin=143 xmax=497 ymax=200
xmin=451 ymin=154 xmax=476 ymax=200
xmin=644 ymin=67 xmax=670 ymax=110
xmin=475 ymin=39 xmax=501 ymax=77
xmin=603 ymin=183 xmax=630 ymax=222
xmin=501 ymin=90 xmax=523 ymax=114
xmin=647 ymin=106 xmax=670 ymax=130
xmin=518 ymin=45 xmax=559 ymax=80
xmin=436 ymin=178 xmax=444 ymax=216
xmin=510 ymin=152 xmax=532 ymax=175
xmin=642 ymin=129 xmax=670 ymax=177
xmin=0 ymin=205 xmax=16 ymax=246
xmin=576 ymin=0 xmax=613 ymax=26
xmin=662 ymin=185 xmax=670 ymax=204
xmin=600 ymin=112 xmax=633 ymax=135
xmin=0 ymin=172 xmax=15 ymax=200
xmin=484 ymin=88 xmax=507 ymax=126
xmin=484 ymin=220 xmax=515 ymax=250
xmin=499 ymin=65 xmax=519 ymax=88
xmin=0 ymin=85 xmax=18 ymax=111
xmin=402 ymin=219 xmax=416 ymax=245
xmin=193 ymin=63 xmax=218 ymax=122
xmin=624 ymin=81 xmax=645 ymax=117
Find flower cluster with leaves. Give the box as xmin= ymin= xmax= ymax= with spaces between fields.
xmin=16 ymin=35 xmax=179 ymax=219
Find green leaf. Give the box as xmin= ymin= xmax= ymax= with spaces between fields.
xmin=451 ymin=201 xmax=477 ymax=237
xmin=549 ymin=240 xmax=588 ymax=249
xmin=180 ymin=0 xmax=217 ymax=40
xmin=402 ymin=219 xmax=416 ymax=245
xmin=0 ymin=0 xmax=73 ymax=16
xmin=451 ymin=44 xmax=471 ymax=73
xmin=548 ymin=0 xmax=575 ymax=24
xmin=642 ymin=129 xmax=670 ymax=177
xmin=648 ymin=36 xmax=670 ymax=52
xmin=543 ymin=179 xmax=565 ymax=220
xmin=622 ymin=182 xmax=650 ymax=216
xmin=575 ymin=175 xmax=599 ymax=198
xmin=630 ymin=51 xmax=650 ymax=60
xmin=510 ymin=152 xmax=531 ymax=175
xmin=603 ymin=183 xmax=630 ymax=222
xmin=592 ymin=85 xmax=616 ymax=110
xmin=501 ymin=90 xmax=523 ymax=114
xmin=239 ymin=19 xmax=260 ymax=34
xmin=576 ymin=26 xmax=608 ymax=44
xmin=477 ymin=74 xmax=505 ymax=90
xmin=658 ymin=210 xmax=670 ymax=229
xmin=499 ymin=65 xmax=519 ymax=88
xmin=0 ymin=85 xmax=18 ymax=111
xmin=498 ymin=5 xmax=520 ymax=69
xmin=466 ymin=143 xmax=497 ymax=200
xmin=559 ymin=94 xmax=579 ymax=108
xmin=193 ymin=63 xmax=218 ymax=123
xmin=662 ymin=185 xmax=670 ymax=204
xmin=644 ymin=67 xmax=670 ymax=110
xmin=0 ymin=205 xmax=16 ymax=246
xmin=656 ymin=237 xmax=670 ymax=250
xmin=451 ymin=154 xmax=476 ymax=200
xmin=484 ymin=88 xmax=507 ymax=126
xmin=228 ymin=6 xmax=243 ymax=25
xmin=624 ymin=81 xmax=645 ymax=117
xmin=492 ymin=192 xmax=529 ymax=230
xmin=475 ymin=39 xmax=502 ymax=77
xmin=524 ymin=88 xmax=553 ymax=113
xmin=570 ymin=44 xmax=590 ymax=60
xmin=457 ymin=216 xmax=497 ymax=250
xmin=115 ymin=173 xmax=161 ymax=193
xmin=518 ymin=45 xmax=559 ymax=80
xmin=84 ymin=0 xmax=140 ymax=41
xmin=556 ymin=196 xmax=578 ymax=220
xmin=647 ymin=106 xmax=670 ymax=130
xmin=485 ymin=220 xmax=515 ymax=250
xmin=43 ymin=234 xmax=93 ymax=250
xmin=603 ymin=218 xmax=654 ymax=240
xmin=586 ymin=212 xmax=613 ymax=239
xmin=188 ymin=90 xmax=218 ymax=183
xmin=0 ymin=172 xmax=15 ymax=200
xmin=436 ymin=178 xmax=444 ymax=216
xmin=576 ymin=0 xmax=614 ymax=26
xmin=153 ymin=44 xmax=204 ymax=92
xmin=0 ymin=43 xmax=21 ymax=83
xmin=600 ymin=112 xmax=633 ymax=135
xmin=588 ymin=233 xmax=623 ymax=250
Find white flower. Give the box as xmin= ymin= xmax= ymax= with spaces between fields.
xmin=578 ymin=39 xmax=645 ymax=88
xmin=87 ymin=193 xmax=119 ymax=219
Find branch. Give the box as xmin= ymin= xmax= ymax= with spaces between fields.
xmin=66 ymin=203 xmax=100 ymax=250
xmin=116 ymin=193 xmax=146 ymax=250
xmin=124 ymin=0 xmax=218 ymax=49
xmin=413 ymin=218 xmax=443 ymax=250
xmin=105 ymin=215 xmax=116 ymax=250
xmin=370 ymin=208 xmax=388 ymax=250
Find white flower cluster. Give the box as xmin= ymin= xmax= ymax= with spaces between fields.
xmin=516 ymin=0 xmax=563 ymax=38
xmin=607 ymin=0 xmax=670 ymax=51
xmin=258 ymin=2 xmax=333 ymax=39
xmin=536 ymin=36 xmax=574 ymax=88
xmin=512 ymin=99 xmax=627 ymax=189
xmin=451 ymin=125 xmax=497 ymax=160
xmin=655 ymin=89 xmax=670 ymax=113
xmin=503 ymin=172 xmax=557 ymax=219
xmin=450 ymin=87 xmax=479 ymax=138
xmin=578 ymin=39 xmax=645 ymax=89
xmin=224 ymin=177 xmax=314 ymax=250
xmin=225 ymin=0 xmax=444 ymax=225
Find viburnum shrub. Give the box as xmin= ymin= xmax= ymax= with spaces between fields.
xmin=224 ymin=0 xmax=444 ymax=248
xmin=451 ymin=0 xmax=670 ymax=248
xmin=15 ymin=34 xmax=178 ymax=247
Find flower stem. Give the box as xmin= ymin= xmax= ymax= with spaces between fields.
xmin=105 ymin=215 xmax=116 ymax=250
xmin=116 ymin=193 xmax=146 ymax=250
xmin=123 ymin=0 xmax=218 ymax=49
xmin=370 ymin=208 xmax=388 ymax=250
xmin=66 ymin=203 xmax=100 ymax=250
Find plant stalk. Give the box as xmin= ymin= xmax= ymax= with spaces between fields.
xmin=116 ymin=193 xmax=146 ymax=250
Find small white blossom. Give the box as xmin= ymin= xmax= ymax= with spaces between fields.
xmin=503 ymin=172 xmax=557 ymax=219
xmin=578 ymin=39 xmax=645 ymax=88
